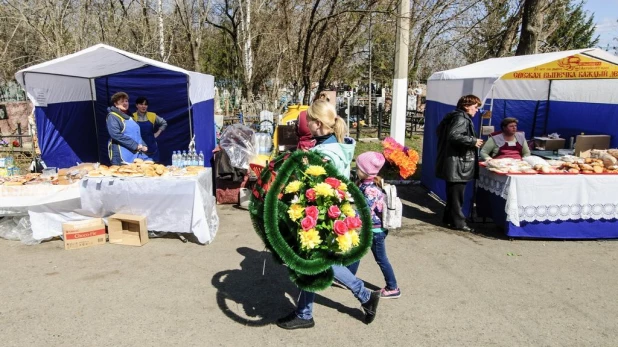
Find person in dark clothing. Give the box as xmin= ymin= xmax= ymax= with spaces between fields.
xmin=435 ymin=95 xmax=484 ymax=232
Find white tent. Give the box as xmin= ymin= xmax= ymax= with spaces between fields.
xmin=422 ymin=48 xmax=618 ymax=207
xmin=15 ymin=44 xmax=216 ymax=168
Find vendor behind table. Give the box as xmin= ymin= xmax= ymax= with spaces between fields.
xmin=133 ymin=96 xmax=167 ymax=163
xmin=480 ymin=117 xmax=530 ymax=161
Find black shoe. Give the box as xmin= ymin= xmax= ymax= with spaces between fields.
xmin=276 ymin=312 xmax=315 ymax=330
xmin=453 ymin=225 xmax=475 ymax=232
xmin=361 ymin=291 xmax=380 ymax=324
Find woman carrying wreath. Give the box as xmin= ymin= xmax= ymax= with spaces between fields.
xmin=275 ymin=100 xmax=381 ymax=330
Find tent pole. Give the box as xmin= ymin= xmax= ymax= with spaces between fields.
xmin=543 ymin=80 xmax=553 ymax=135
xmin=90 ymin=78 xmax=101 ymax=163
xmin=531 ymin=100 xmax=540 ymax=137
xmin=187 ymin=78 xmax=193 ymax=145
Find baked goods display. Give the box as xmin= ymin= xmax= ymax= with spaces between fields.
xmin=1 ymin=160 xmax=207 ymax=186
xmin=486 ymin=158 xmax=537 ymax=174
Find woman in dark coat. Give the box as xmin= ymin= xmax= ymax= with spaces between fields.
xmin=435 ymin=95 xmax=484 ymax=232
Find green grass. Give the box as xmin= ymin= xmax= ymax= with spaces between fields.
xmin=352 ymin=132 xmax=424 ymax=180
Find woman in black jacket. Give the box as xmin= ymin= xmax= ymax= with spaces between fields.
xmin=435 ymin=95 xmax=484 ymax=232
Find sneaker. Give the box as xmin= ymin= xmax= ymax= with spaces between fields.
xmin=276 ymin=312 xmax=315 ymax=330
xmin=361 ymin=290 xmax=380 ymax=324
xmin=380 ymin=287 xmax=401 ymax=299
xmin=331 ymin=279 xmax=346 ymax=289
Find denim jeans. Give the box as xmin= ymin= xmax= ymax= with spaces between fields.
xmin=295 ymin=265 xmax=371 ymax=320
xmin=347 ymin=231 xmax=398 ymax=290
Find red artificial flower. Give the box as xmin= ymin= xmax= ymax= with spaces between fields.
xmin=333 ymin=220 xmax=348 ymax=235
xmin=301 ymin=216 xmax=317 ymax=231
xmin=12 ymin=140 xmax=20 ymax=147
xmin=344 ymin=216 xmax=362 ymax=229
xmin=305 ymin=206 xmax=319 ymax=220
xmin=305 ymin=188 xmax=316 ymax=202
xmin=324 ymin=177 xmax=341 ymax=189
xmin=336 ymin=189 xmax=346 ymax=200
xmin=327 ymin=205 xmax=341 ymax=219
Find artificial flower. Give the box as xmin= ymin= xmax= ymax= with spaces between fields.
xmin=336 ymin=232 xmax=353 ymax=252
xmin=350 ymin=230 xmax=360 ymax=247
xmin=324 ymin=177 xmax=341 ymax=189
xmin=306 ymin=188 xmax=316 ymax=202
xmin=301 ymin=216 xmax=317 ymax=231
xmin=284 ymin=180 xmax=303 ymax=194
xmin=338 ymin=183 xmax=348 ymax=191
xmin=341 ymin=203 xmax=356 ymax=217
xmin=344 ymin=216 xmax=362 ymax=230
xmin=288 ymin=204 xmax=304 ymax=221
xmin=300 ymin=228 xmax=322 ymax=250
xmin=335 ymin=189 xmax=346 ymax=201
xmin=305 ymin=165 xmax=327 ymax=176
xmin=314 ymin=182 xmax=334 ymax=197
xmin=305 ymin=206 xmax=319 ymax=220
xmin=333 ymin=220 xmax=348 ymax=235
xmin=327 ymin=205 xmax=341 ymax=219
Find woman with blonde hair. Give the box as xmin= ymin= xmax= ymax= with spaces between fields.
xmin=305 ymin=100 xmax=354 ymax=178
xmin=277 ymin=100 xmax=381 ymax=330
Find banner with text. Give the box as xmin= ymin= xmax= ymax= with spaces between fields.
xmin=502 ymin=54 xmax=618 ymax=80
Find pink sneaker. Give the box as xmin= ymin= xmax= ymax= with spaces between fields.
xmin=380 ymin=287 xmax=401 ymax=299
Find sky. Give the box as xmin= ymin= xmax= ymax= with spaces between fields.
xmin=583 ymin=0 xmax=618 ymax=52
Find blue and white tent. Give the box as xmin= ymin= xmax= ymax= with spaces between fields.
xmin=422 ymin=48 xmax=618 ymax=210
xmin=15 ymin=44 xmax=215 ymax=168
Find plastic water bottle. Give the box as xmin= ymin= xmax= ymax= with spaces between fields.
xmin=183 ymin=151 xmax=189 ymax=167
xmin=198 ymin=151 xmax=205 ymax=166
xmin=264 ymin=135 xmax=272 ymax=154
xmin=173 ymin=151 xmax=179 ymax=167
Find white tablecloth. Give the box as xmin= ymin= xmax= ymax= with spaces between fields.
xmin=478 ymin=167 xmax=618 ymax=226
xmin=79 ymin=169 xmax=218 ymax=244
xmin=0 ymin=183 xmax=84 ymax=241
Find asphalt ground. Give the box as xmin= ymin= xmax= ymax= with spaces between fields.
xmin=1 ymin=185 xmax=617 ymax=346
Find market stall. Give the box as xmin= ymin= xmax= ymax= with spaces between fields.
xmin=421 ymin=48 xmax=618 ymax=238
xmin=14 ymin=44 xmax=216 ymax=168
xmin=476 ymin=159 xmax=618 ymax=238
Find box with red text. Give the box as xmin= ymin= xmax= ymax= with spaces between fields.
xmin=62 ymin=218 xmax=106 ymax=250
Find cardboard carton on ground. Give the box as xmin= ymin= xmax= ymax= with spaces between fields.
xmin=533 ymin=137 xmax=566 ymax=151
xmin=575 ymin=135 xmax=611 ymax=158
xmin=62 ymin=218 xmax=106 ymax=250
xmin=108 ymin=214 xmax=149 ymax=246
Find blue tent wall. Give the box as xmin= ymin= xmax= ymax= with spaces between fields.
xmin=488 ymin=99 xmax=548 ymax=138
xmin=94 ymin=65 xmax=190 ymax=165
xmin=547 ymin=100 xmax=618 ymax=147
xmin=34 ymin=101 xmax=99 ymax=168
xmin=192 ymin=98 xmax=215 ymax=167
xmin=421 ymin=100 xmax=482 ymax=217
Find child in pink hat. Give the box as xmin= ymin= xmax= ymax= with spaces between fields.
xmin=338 ymin=151 xmax=401 ymax=298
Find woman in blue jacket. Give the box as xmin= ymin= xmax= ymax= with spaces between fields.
xmin=106 ymin=92 xmax=148 ymax=165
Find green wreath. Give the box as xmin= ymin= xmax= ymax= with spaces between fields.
xmin=249 ymin=150 xmax=373 ymax=292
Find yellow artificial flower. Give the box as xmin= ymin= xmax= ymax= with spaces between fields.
xmin=288 ymin=204 xmax=304 ymax=221
xmin=350 ymin=230 xmax=360 ymax=247
xmin=300 ymin=228 xmax=322 ymax=250
xmin=336 ymin=232 xmax=353 ymax=252
xmin=338 ymin=183 xmax=348 ymax=191
xmin=314 ymin=182 xmax=334 ymax=197
xmin=305 ymin=165 xmax=327 ymax=176
xmin=341 ymin=203 xmax=356 ymax=217
xmin=284 ymin=180 xmax=303 ymax=194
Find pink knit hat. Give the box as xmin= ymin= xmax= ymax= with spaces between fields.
xmin=356 ymin=151 xmax=385 ymax=177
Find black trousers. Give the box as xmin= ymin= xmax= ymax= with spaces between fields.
xmin=443 ymin=182 xmax=468 ymax=228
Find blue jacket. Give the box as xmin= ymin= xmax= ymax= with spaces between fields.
xmin=106 ymin=106 xmax=145 ymax=164
xmin=311 ymin=135 xmax=356 ymax=179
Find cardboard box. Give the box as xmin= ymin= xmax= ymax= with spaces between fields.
xmin=575 ymin=135 xmax=611 ymax=157
xmin=63 ymin=218 xmax=106 ymax=250
xmin=108 ymin=214 xmax=149 ymax=246
xmin=533 ymin=137 xmax=566 ymax=151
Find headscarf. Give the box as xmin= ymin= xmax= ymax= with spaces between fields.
xmin=296 ymin=111 xmax=316 ymax=150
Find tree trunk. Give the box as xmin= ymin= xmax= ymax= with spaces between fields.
xmin=516 ymin=0 xmax=544 ymax=55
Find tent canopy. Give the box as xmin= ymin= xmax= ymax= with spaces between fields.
xmin=421 ymin=48 xmax=618 ymax=209
xmin=15 ymin=44 xmax=215 ymax=168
